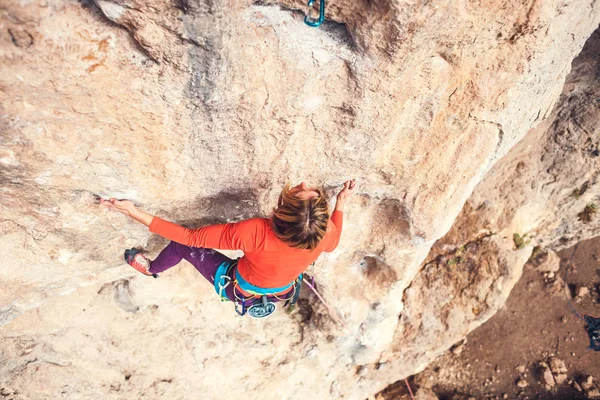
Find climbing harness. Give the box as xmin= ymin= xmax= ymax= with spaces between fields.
xmin=213 ymin=260 xmax=302 ymax=319
xmin=562 ymin=243 xmax=600 ymax=351
xmin=304 ymin=0 xmax=325 ymax=27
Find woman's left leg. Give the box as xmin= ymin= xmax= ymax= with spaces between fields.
xmin=149 ymin=241 xmax=234 ymax=285
xmin=147 ymin=241 xmax=186 ymax=274
xmin=179 ymin=247 xmax=234 ymax=285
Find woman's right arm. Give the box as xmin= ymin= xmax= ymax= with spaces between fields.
xmin=148 ymin=217 xmax=265 ymax=251
xmin=101 ymin=198 xmax=264 ymax=251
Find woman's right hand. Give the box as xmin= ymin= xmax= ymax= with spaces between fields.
xmin=100 ymin=198 xmax=138 ymax=217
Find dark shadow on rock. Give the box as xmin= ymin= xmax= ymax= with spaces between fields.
xmin=162 ymin=187 xmax=261 ymax=227
xmin=147 ymin=187 xmax=262 ymax=251
xmin=359 ymin=256 xmax=398 ymax=288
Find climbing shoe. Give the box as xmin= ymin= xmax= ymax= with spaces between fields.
xmin=124 ymin=248 xmax=158 ymax=278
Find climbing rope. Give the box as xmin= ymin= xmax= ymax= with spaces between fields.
xmin=303 ymin=278 xmax=347 ymax=327
xmin=404 ymin=379 xmax=415 ymax=400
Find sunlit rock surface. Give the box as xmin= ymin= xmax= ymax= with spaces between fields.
xmin=383 ymin=27 xmax=600 ymax=391
xmin=1 ymin=0 xmax=599 ymax=398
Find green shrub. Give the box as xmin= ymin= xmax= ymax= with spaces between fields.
xmin=578 ymin=203 xmax=597 ymax=223
xmin=513 ymin=233 xmax=530 ymax=249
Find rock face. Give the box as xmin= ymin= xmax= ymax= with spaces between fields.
xmin=380 ymin=25 xmax=600 ymax=396
xmin=443 ymin=28 xmax=600 ymax=252
xmin=1 ymin=0 xmax=600 ymax=399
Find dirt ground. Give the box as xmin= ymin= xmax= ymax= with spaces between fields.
xmin=379 ymin=236 xmax=600 ymax=400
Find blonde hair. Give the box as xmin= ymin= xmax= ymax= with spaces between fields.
xmin=271 ymin=184 xmax=330 ymax=250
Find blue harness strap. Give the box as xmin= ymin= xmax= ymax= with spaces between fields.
xmin=213 ymin=261 xmax=235 ymax=301
xmin=235 ymin=268 xmax=295 ymax=295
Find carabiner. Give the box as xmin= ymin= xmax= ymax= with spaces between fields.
xmin=304 ymin=0 xmax=325 ymax=27
xmin=217 ymin=275 xmax=231 ymax=302
xmin=235 ymin=299 xmax=247 ymax=316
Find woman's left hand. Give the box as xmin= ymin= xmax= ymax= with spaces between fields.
xmin=336 ymin=180 xmax=357 ymax=202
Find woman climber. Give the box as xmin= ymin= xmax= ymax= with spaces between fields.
xmin=100 ymin=180 xmax=356 ymax=317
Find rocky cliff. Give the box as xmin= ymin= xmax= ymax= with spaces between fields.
xmin=1 ymin=0 xmax=599 ymax=398
xmin=382 ymin=28 xmax=600 ymax=392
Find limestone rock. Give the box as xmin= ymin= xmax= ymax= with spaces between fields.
xmin=580 ymin=376 xmax=600 ymax=399
xmin=548 ymin=357 xmax=568 ymax=385
xmin=533 ymin=251 xmax=561 ymax=273
xmin=447 ymin=28 xmax=600 ymax=254
xmin=575 ymin=286 xmax=590 ymax=303
xmin=414 ymin=387 xmax=439 ymax=400
xmin=2 ymin=0 xmax=600 ymax=399
xmin=447 ymin=395 xmax=477 ymax=400
xmin=580 ymin=375 xmax=595 ymax=391
xmin=451 ymin=340 xmax=466 ymax=356
xmin=539 ymin=361 xmax=555 ymax=389
xmin=377 ymin=25 xmax=600 ymax=397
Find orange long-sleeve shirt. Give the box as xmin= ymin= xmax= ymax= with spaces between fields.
xmin=148 ymin=211 xmax=343 ymax=288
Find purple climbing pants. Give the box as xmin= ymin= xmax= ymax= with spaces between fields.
xmin=148 ymin=241 xmax=238 ymax=301
xmin=148 ymin=241 xmax=294 ymax=304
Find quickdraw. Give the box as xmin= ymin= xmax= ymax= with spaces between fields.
xmin=304 ymin=0 xmax=325 ymax=27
